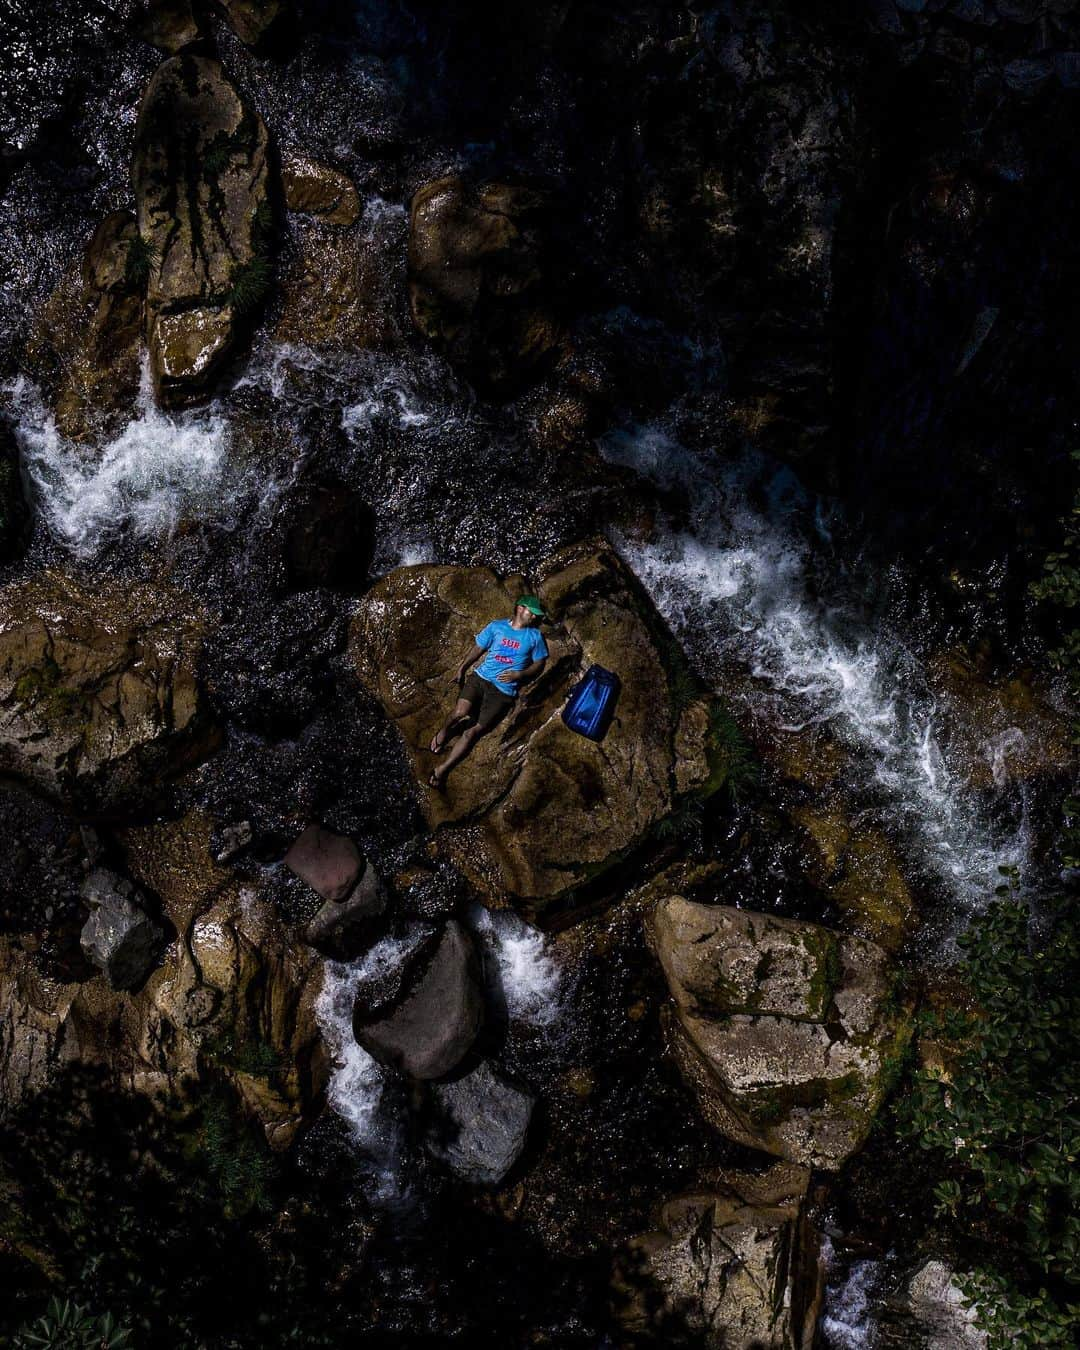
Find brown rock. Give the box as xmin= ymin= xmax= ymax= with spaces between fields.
xmin=613 ymin=1163 xmax=823 ymax=1349
xmin=23 ymin=212 xmax=143 ymax=442
xmin=1 ymin=812 xmax=326 ymax=1148
xmin=0 ymin=571 xmax=217 ymax=817
xmin=133 ymin=55 xmax=272 ymax=404
xmin=408 ymin=176 xmax=562 ymax=392
xmin=281 ymin=154 xmax=360 ymax=225
xmin=284 ymin=824 xmax=363 ymax=902
xmin=139 ymin=0 xmax=206 ymax=53
xmin=648 ymin=893 xmax=914 ymax=1170
xmin=273 ymin=212 xmax=401 ymax=353
xmin=219 ymin=0 xmax=290 ymax=48
xmin=929 ymin=648 xmax=1074 ymax=791
xmin=350 ymin=539 xmax=719 ymax=907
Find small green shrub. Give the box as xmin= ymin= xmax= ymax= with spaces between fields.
xmin=708 ymin=701 xmax=758 ymax=803
xmin=124 ymin=234 xmax=157 ymax=288
xmin=224 ymin=256 xmax=273 ymax=315
xmin=14 ymin=1297 xmax=132 ymax=1349
xmin=898 ymin=892 xmax=1080 ymax=1344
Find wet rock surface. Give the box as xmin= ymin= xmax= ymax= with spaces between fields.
xmin=0 ymin=571 xmax=217 ymax=816
xmin=79 ymin=866 xmax=164 ymax=991
xmin=1 ymin=0 xmax=1078 ymax=1343
xmin=408 ymin=177 xmax=561 ymax=393
xmin=352 ymin=919 xmax=482 ymax=1080
xmin=133 ymin=53 xmax=272 ymax=403
xmin=424 ymin=1059 xmax=535 ymax=1185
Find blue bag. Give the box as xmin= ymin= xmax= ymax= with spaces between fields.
xmin=562 ymin=664 xmax=621 ymax=742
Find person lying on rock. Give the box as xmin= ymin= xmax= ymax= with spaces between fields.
xmin=428 ymin=595 xmax=549 ymax=789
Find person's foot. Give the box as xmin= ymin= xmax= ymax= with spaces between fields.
xmin=430 ymin=727 xmax=448 ymax=754
xmin=428 ymin=769 xmax=446 ymax=791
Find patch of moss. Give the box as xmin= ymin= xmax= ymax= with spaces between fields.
xmin=803 ymin=928 xmax=843 ymax=1016
xmin=12 ymin=658 xmax=85 ymax=724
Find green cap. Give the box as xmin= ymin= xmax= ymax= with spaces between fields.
xmin=516 ymin=594 xmax=547 ymax=618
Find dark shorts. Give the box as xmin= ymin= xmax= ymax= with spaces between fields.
xmin=461 ymin=671 xmax=515 ymax=733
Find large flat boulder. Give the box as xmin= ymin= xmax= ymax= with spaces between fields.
xmin=351 ymin=539 xmax=721 ymax=908
xmin=0 ymin=572 xmax=218 ymax=817
xmin=133 ymin=54 xmax=272 ymax=404
xmin=648 ymin=894 xmax=913 ymax=1170
xmin=613 ymin=1162 xmax=823 ymax=1349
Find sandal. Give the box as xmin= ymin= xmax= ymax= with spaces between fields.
xmin=428 ymin=771 xmax=446 ymax=791
xmin=430 ymin=728 xmax=448 ymax=754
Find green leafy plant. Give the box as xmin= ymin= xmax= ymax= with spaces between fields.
xmin=654 ymin=797 xmax=704 ymax=843
xmin=14 ymin=1297 xmax=132 ymax=1349
xmin=898 ymin=892 xmax=1080 ymax=1344
xmin=196 ymin=1093 xmax=277 ymax=1217
xmin=123 ymin=233 xmax=157 ymax=288
xmin=224 ymin=256 xmax=273 ymax=315
xmin=708 ymin=701 xmax=758 ymax=803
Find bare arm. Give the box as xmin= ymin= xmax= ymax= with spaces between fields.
xmin=496 ymin=657 xmax=547 ymax=687
xmin=455 ymin=643 xmax=486 ymax=686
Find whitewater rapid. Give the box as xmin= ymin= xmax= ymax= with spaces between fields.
xmin=603 ymin=419 xmax=1039 ymax=938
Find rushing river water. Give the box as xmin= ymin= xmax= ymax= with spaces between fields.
xmin=2 ymin=3 xmax=1073 ymax=1344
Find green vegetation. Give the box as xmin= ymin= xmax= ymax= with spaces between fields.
xmin=0 ymin=1068 xmax=342 ymax=1347
xmin=707 ymin=701 xmax=758 ymax=803
xmin=898 ymin=891 xmax=1080 ymax=1347
xmin=12 ymin=658 xmax=84 ymax=722
xmin=123 ymin=233 xmax=157 ymax=288
xmin=13 ymin=1298 xmax=132 ymax=1349
xmin=1031 ymin=448 xmax=1080 ymax=867
xmin=224 ymin=255 xmax=273 ymax=315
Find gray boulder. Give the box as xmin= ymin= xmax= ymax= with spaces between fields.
xmin=304 ymin=861 xmax=387 ymax=959
xmin=80 ymin=868 xmax=164 ymax=991
xmin=424 ymin=1060 xmax=534 ymax=1185
xmin=353 ymin=921 xmax=482 ymax=1080
xmin=877 ymin=1259 xmax=988 ymax=1350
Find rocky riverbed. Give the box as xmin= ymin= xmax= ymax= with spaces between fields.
xmin=0 ymin=2 xmax=1077 ymax=1346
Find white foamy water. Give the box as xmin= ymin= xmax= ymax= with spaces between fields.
xmin=604 ymin=423 xmax=1036 ymax=930
xmin=470 ymin=906 xmax=566 ymax=1029
xmin=315 ymin=952 xmax=411 ymax=1206
xmin=822 ymin=1244 xmax=883 ymax=1349
xmin=7 ymin=364 xmax=238 ymax=556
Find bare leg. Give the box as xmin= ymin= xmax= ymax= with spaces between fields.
xmin=431 ymin=723 xmax=486 ymax=785
xmin=431 ymin=697 xmax=474 ymax=753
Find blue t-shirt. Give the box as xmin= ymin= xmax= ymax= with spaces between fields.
xmin=474 ymin=619 xmax=548 ymax=696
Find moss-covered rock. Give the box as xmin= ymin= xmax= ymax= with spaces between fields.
xmin=351 ymin=538 xmax=722 ymax=909
xmin=0 ymin=571 xmax=218 ymax=817
xmin=132 ymin=54 xmax=273 ymax=405
xmin=648 ymin=892 xmax=914 ymax=1170
xmin=613 ymin=1162 xmax=823 ymax=1349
